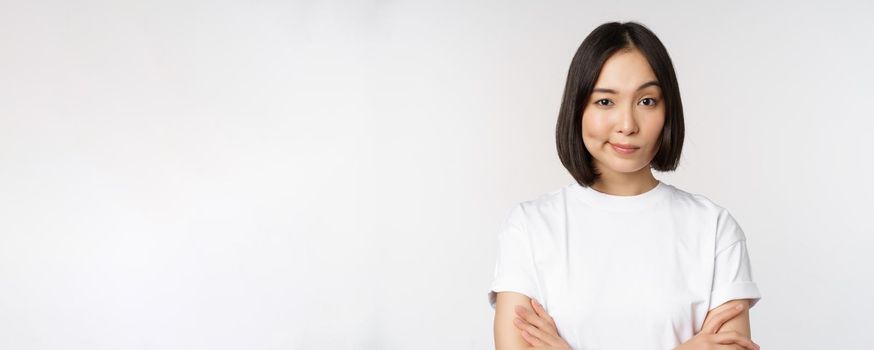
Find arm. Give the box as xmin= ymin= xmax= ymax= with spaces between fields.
xmin=700 ymin=299 xmax=752 ymax=337
xmin=493 ymin=291 xmax=538 ymax=350
xmin=493 ymin=291 xmax=568 ymax=350
xmin=503 ymin=294 xmax=758 ymax=350
xmin=677 ymin=299 xmax=759 ymax=350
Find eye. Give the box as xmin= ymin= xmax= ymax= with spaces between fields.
xmin=640 ymin=97 xmax=659 ymax=106
xmin=595 ymin=99 xmax=612 ymax=106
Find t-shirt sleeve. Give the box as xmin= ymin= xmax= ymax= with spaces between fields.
xmin=709 ymin=209 xmax=762 ymax=311
xmin=487 ymin=203 xmax=540 ymax=310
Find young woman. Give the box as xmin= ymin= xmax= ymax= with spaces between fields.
xmin=488 ymin=22 xmax=763 ymax=350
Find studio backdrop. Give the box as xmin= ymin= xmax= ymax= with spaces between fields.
xmin=0 ymin=0 xmax=872 ymax=349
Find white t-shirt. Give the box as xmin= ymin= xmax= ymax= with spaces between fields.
xmin=487 ymin=180 xmax=762 ymax=350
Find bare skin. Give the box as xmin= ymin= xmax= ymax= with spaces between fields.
xmin=493 ymin=47 xmax=759 ymax=349
xmin=581 ymin=47 xmax=664 ymax=197
xmin=511 ymin=296 xmax=760 ymax=349
xmin=493 ymin=291 xmax=571 ymax=350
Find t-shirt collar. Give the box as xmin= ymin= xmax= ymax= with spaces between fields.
xmin=570 ymin=179 xmax=671 ymax=212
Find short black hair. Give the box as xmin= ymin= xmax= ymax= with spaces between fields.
xmin=555 ymin=21 xmax=685 ymax=187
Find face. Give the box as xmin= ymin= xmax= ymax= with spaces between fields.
xmin=581 ymin=48 xmax=666 ymax=179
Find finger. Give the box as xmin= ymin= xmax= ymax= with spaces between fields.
xmin=715 ymin=331 xmax=760 ymax=350
xmin=515 ymin=305 xmax=552 ymax=334
xmin=520 ymin=329 xmax=544 ymax=347
xmin=532 ymin=299 xmax=557 ymax=328
xmin=530 ymin=299 xmax=558 ymax=330
xmin=513 ymin=317 xmax=546 ymax=346
xmin=702 ymin=303 xmax=745 ymax=334
xmin=702 ymin=303 xmax=744 ymax=334
xmin=513 ymin=316 xmax=562 ymax=347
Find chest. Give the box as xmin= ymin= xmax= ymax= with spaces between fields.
xmin=528 ymin=210 xmax=714 ymax=349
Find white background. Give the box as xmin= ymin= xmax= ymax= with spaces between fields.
xmin=1 ymin=0 xmax=872 ymax=349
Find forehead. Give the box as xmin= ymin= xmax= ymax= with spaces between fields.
xmin=594 ymin=49 xmax=659 ymax=91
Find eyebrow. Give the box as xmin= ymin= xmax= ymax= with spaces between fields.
xmin=592 ymin=80 xmax=661 ymax=94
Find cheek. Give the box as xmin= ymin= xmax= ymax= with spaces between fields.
xmin=643 ymin=116 xmax=666 ymax=154
xmin=581 ymin=112 xmax=610 ymax=140
xmin=645 ymin=115 xmax=666 ymax=142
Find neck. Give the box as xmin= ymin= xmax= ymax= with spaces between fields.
xmin=590 ymin=166 xmax=659 ymax=196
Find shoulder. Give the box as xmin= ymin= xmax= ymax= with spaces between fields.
xmin=496 ymin=184 xmax=574 ymax=241
xmin=512 ymin=183 xmax=574 ymax=220
xmin=666 ymin=184 xmax=747 ymax=247
xmin=663 ymin=183 xmax=732 ymax=218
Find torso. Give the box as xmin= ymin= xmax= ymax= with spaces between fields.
xmin=521 ymin=181 xmax=723 ymax=349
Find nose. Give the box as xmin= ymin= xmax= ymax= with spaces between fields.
xmin=616 ymin=105 xmax=639 ymax=135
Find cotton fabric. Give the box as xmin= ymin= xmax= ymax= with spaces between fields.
xmin=487 ymin=180 xmax=762 ymax=349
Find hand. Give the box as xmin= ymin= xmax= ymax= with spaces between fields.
xmin=674 ymin=303 xmax=760 ymax=350
xmin=513 ymin=298 xmax=572 ymax=349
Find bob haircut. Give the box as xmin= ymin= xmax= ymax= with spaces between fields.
xmin=556 ymin=21 xmax=685 ymax=187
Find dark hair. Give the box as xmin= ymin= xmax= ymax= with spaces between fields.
xmin=555 ymin=21 xmax=685 ymax=187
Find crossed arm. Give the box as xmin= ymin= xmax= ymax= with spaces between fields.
xmin=702 ymin=298 xmax=752 ymax=337
xmin=493 ymin=292 xmax=569 ymax=350
xmin=493 ymin=291 xmax=754 ymax=350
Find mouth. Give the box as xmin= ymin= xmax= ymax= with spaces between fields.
xmin=609 ymin=142 xmax=639 ymax=155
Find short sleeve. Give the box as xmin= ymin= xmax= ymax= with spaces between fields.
xmin=709 ymin=210 xmax=762 ymax=311
xmin=487 ymin=203 xmax=540 ymax=309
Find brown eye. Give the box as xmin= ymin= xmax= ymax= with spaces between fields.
xmin=640 ymin=98 xmax=658 ymax=106
xmin=595 ymin=99 xmax=612 ymax=106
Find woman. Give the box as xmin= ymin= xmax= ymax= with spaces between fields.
xmin=488 ymin=21 xmax=763 ymax=350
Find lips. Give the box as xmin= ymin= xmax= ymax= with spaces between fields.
xmin=610 ymin=142 xmax=639 ymax=150
xmin=610 ymin=142 xmax=639 ymax=154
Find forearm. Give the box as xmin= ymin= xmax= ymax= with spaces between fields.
xmin=714 ymin=300 xmax=752 ymax=337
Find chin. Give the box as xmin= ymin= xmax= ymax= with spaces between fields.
xmin=601 ymin=159 xmax=650 ymax=173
